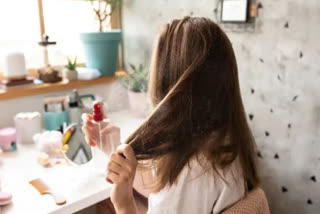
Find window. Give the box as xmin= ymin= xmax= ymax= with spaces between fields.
xmin=0 ymin=0 xmax=100 ymax=73
xmin=0 ymin=0 xmax=41 ymax=72
xmin=42 ymin=0 xmax=97 ymax=66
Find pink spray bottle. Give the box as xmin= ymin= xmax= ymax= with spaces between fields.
xmin=91 ymin=101 xmax=111 ymax=175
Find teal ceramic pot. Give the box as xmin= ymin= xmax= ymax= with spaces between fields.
xmin=80 ymin=30 xmax=121 ymax=76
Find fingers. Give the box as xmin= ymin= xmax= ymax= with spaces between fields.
xmin=116 ymin=144 xmax=136 ymax=161
xmin=81 ymin=113 xmax=88 ymax=122
xmin=109 ymin=152 xmax=127 ymax=166
xmin=107 ymin=160 xmax=122 ymax=173
xmin=81 ymin=113 xmax=99 ymax=146
xmin=106 ymin=148 xmax=137 ymax=186
xmin=81 ymin=113 xmax=93 ymax=124
xmin=109 ymin=152 xmax=133 ymax=173
xmin=81 ymin=123 xmax=95 ymax=134
xmin=106 ymin=170 xmax=119 ymax=184
xmin=85 ymin=135 xmax=97 ymax=147
xmin=82 ymin=124 xmax=97 ymax=146
xmin=81 ymin=114 xmax=95 ymax=130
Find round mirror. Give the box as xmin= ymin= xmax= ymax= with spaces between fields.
xmin=63 ymin=123 xmax=92 ymax=165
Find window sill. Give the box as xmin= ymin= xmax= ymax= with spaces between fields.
xmin=0 ymin=71 xmax=124 ymax=101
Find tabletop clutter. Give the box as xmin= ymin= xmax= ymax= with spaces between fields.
xmin=0 ymin=89 xmax=103 ymax=208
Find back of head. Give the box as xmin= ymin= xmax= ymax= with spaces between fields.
xmin=126 ymin=16 xmax=259 ymax=191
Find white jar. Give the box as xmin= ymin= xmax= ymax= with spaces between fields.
xmin=4 ymin=52 xmax=27 ymax=79
xmin=14 ymin=112 xmax=42 ymax=144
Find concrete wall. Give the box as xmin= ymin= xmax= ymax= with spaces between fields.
xmin=122 ymin=0 xmax=320 ymax=213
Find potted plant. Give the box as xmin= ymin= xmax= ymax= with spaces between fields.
xmin=63 ymin=57 xmax=78 ymax=81
xmin=117 ymin=64 xmax=149 ymax=117
xmin=80 ymin=0 xmax=122 ymax=76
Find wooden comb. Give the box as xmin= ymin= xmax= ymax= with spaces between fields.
xmin=29 ymin=178 xmax=66 ymax=205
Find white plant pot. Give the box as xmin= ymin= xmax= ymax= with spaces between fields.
xmin=128 ymin=91 xmax=148 ymax=118
xmin=63 ymin=69 xmax=78 ymax=81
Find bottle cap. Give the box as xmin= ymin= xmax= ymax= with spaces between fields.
xmin=93 ymin=101 xmax=104 ymax=122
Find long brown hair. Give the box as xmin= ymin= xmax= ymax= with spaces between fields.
xmin=126 ymin=16 xmax=259 ymax=191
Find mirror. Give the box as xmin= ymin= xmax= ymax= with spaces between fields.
xmin=63 ymin=123 xmax=92 ymax=165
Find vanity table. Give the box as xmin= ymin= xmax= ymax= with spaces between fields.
xmin=0 ymin=110 xmax=144 ymax=214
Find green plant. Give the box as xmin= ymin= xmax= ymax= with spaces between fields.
xmin=87 ymin=0 xmax=122 ymax=32
xmin=117 ymin=64 xmax=148 ymax=93
xmin=65 ymin=56 xmax=78 ymax=70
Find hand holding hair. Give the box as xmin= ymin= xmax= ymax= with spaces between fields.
xmin=106 ymin=144 xmax=138 ymax=214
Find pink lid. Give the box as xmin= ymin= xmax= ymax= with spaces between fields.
xmin=0 ymin=192 xmax=12 ymax=204
xmin=0 ymin=127 xmax=16 ymax=142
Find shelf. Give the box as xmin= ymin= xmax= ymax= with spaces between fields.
xmin=0 ymin=76 xmax=116 ymax=101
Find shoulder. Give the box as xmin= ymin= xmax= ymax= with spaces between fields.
xmin=147 ymin=158 xmax=245 ymax=214
xmin=213 ymin=160 xmax=246 ymax=213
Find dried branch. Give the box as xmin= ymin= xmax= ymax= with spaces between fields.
xmin=100 ymin=11 xmax=111 ymax=22
xmin=90 ymin=1 xmax=100 ymax=18
xmin=87 ymin=0 xmax=122 ymax=32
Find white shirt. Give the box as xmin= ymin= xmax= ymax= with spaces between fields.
xmin=147 ymin=158 xmax=245 ymax=214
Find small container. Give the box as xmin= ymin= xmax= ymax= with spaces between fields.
xmin=62 ymin=69 xmax=78 ymax=81
xmin=15 ymin=112 xmax=42 ymax=144
xmin=3 ymin=52 xmax=27 ymax=79
xmin=44 ymin=111 xmax=69 ymax=131
xmin=0 ymin=127 xmax=17 ymax=151
xmin=33 ymin=131 xmax=63 ymax=158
